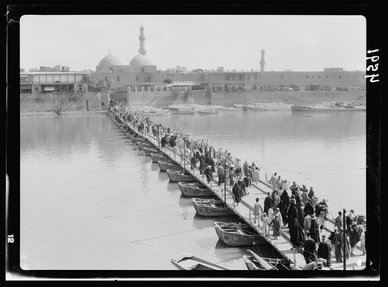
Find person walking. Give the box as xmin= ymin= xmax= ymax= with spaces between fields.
xmin=264 ymin=192 xmax=273 ymax=214
xmin=303 ymin=232 xmax=317 ymax=264
xmin=253 ymin=198 xmax=263 ymax=226
xmin=270 ymin=214 xmax=281 ymax=240
xmin=317 ymin=235 xmax=332 ymax=267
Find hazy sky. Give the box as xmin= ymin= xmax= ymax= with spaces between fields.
xmin=20 ymin=15 xmax=366 ymax=72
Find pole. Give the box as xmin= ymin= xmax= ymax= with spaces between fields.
xmin=158 ymin=125 xmax=160 ymax=149
xmin=183 ymin=138 xmax=185 ymax=174
xmin=343 ymin=208 xmax=346 ymax=271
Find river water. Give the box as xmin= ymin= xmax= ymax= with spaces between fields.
xmin=20 ymin=110 xmax=365 ymax=270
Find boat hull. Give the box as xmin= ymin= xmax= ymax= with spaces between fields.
xmin=171 ymin=255 xmax=228 ymax=270
xmin=144 ymin=147 xmax=159 ymax=156
xmin=214 ymin=222 xmax=266 ymax=246
xmin=167 ymin=170 xmax=197 ymax=183
xmin=178 ymin=183 xmax=213 ymax=197
xmin=159 ymin=161 xmax=182 ymax=172
xmin=150 ymin=152 xmax=170 ymax=163
xmin=192 ymin=198 xmax=234 ymax=216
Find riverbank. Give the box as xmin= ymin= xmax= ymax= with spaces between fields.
xmin=20 ymin=110 xmax=107 ymax=117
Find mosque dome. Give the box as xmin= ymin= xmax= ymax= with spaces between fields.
xmin=97 ymin=54 xmax=122 ymax=68
xmin=129 ymin=54 xmax=152 ymax=67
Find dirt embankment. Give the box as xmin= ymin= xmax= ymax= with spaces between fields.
xmin=126 ymin=90 xmax=365 ymax=108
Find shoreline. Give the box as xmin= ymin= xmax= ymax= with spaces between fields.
xmin=20 ymin=110 xmax=107 ymax=117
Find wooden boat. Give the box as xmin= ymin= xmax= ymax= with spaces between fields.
xmin=192 ymin=198 xmax=234 ymax=216
xmin=166 ymin=107 xmax=196 ymax=115
xmin=167 ymin=170 xmax=197 ymax=183
xmin=150 ymin=152 xmax=169 ymax=163
xmin=143 ymin=147 xmax=159 ymax=156
xmin=291 ymin=104 xmax=366 ymax=112
xmin=136 ymin=141 xmax=155 ymax=150
xmin=214 ymin=222 xmax=266 ymax=246
xmin=178 ymin=183 xmax=213 ymax=197
xmin=171 ymin=255 xmax=228 ymax=270
xmin=244 ymin=250 xmax=290 ymax=271
xmin=158 ymin=161 xmax=182 ymax=172
xmin=198 ymin=109 xmax=219 ymax=115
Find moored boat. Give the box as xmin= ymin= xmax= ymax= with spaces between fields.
xmin=171 ymin=255 xmax=228 ymax=270
xmin=167 ymin=170 xmax=197 ymax=183
xmin=136 ymin=141 xmax=155 ymax=150
xmin=244 ymin=249 xmax=290 ymax=270
xmin=158 ymin=161 xmax=182 ymax=172
xmin=214 ymin=222 xmax=266 ymax=246
xmin=192 ymin=198 xmax=234 ymax=216
xmin=150 ymin=152 xmax=169 ymax=163
xmin=198 ymin=109 xmax=219 ymax=115
xmin=143 ymin=147 xmax=159 ymax=156
xmin=178 ymin=183 xmax=213 ymax=197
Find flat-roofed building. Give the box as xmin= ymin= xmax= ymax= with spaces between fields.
xmin=20 ymin=71 xmax=88 ymax=93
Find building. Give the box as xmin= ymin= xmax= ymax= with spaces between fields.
xmin=89 ymin=26 xmax=366 ymax=94
xmin=20 ymin=71 xmax=88 ymax=93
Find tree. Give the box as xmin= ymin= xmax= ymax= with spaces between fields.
xmin=163 ymin=78 xmax=172 ymax=84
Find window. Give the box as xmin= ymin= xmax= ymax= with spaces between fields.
xmin=141 ymin=68 xmax=145 ymax=73
xmin=225 ymin=74 xmax=231 ymax=81
xmin=281 ymin=75 xmax=284 ymax=79
xmin=318 ymin=75 xmax=321 ymax=79
xmin=255 ymin=74 xmax=257 ymax=80
xmin=136 ymin=76 xmax=139 ymax=82
xmin=117 ymin=76 xmax=120 ymax=82
xmin=148 ymin=75 xmax=151 ymax=81
xmin=104 ymin=76 xmax=107 ymax=82
xmin=253 ymin=84 xmax=257 ymax=90
xmin=339 ymin=75 xmax=341 ymax=79
xmin=306 ymin=75 xmax=309 ymax=79
xmin=239 ymin=74 xmax=243 ymax=81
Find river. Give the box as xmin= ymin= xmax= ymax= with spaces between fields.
xmin=20 ymin=110 xmax=366 ymax=270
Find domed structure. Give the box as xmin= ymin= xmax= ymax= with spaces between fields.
xmin=129 ymin=54 xmax=153 ymax=67
xmin=96 ymin=54 xmax=122 ymax=72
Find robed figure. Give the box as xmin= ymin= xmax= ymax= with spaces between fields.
xmin=309 ymin=217 xmax=321 ymax=244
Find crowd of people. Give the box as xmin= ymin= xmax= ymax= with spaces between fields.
xmin=111 ymin=101 xmax=366 ymax=267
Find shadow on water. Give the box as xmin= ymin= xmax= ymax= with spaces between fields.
xmin=178 ymin=194 xmax=192 ymax=208
xmin=150 ymin=162 xmax=160 ymax=171
xmin=158 ymin=171 xmax=169 ymax=182
xmin=166 ymin=182 xmax=179 ymax=194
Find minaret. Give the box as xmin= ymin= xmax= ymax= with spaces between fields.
xmin=138 ymin=25 xmax=146 ymax=55
xmin=260 ymin=49 xmax=265 ymax=72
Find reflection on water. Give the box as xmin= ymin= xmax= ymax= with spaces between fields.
xmin=20 ymin=111 xmax=365 ymax=270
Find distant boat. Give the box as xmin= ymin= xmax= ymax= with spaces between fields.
xmin=178 ymin=183 xmax=213 ymax=197
xmin=165 ymin=107 xmax=196 ymax=114
xmin=214 ymin=222 xmax=266 ymax=246
xmin=158 ymin=161 xmax=182 ymax=172
xmin=192 ymin=198 xmax=234 ymax=216
xmin=141 ymin=110 xmax=172 ymax=116
xmin=243 ymin=250 xmax=291 ymax=271
xmin=167 ymin=170 xmax=197 ymax=183
xmin=291 ymin=104 xmax=366 ymax=112
xmin=171 ymin=255 xmax=228 ymax=270
xmin=198 ymin=110 xmax=219 ymax=115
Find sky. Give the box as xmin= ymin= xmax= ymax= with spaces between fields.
xmin=19 ymin=15 xmax=366 ymax=72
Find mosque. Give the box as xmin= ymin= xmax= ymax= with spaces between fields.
xmin=91 ymin=26 xmax=366 ymax=94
